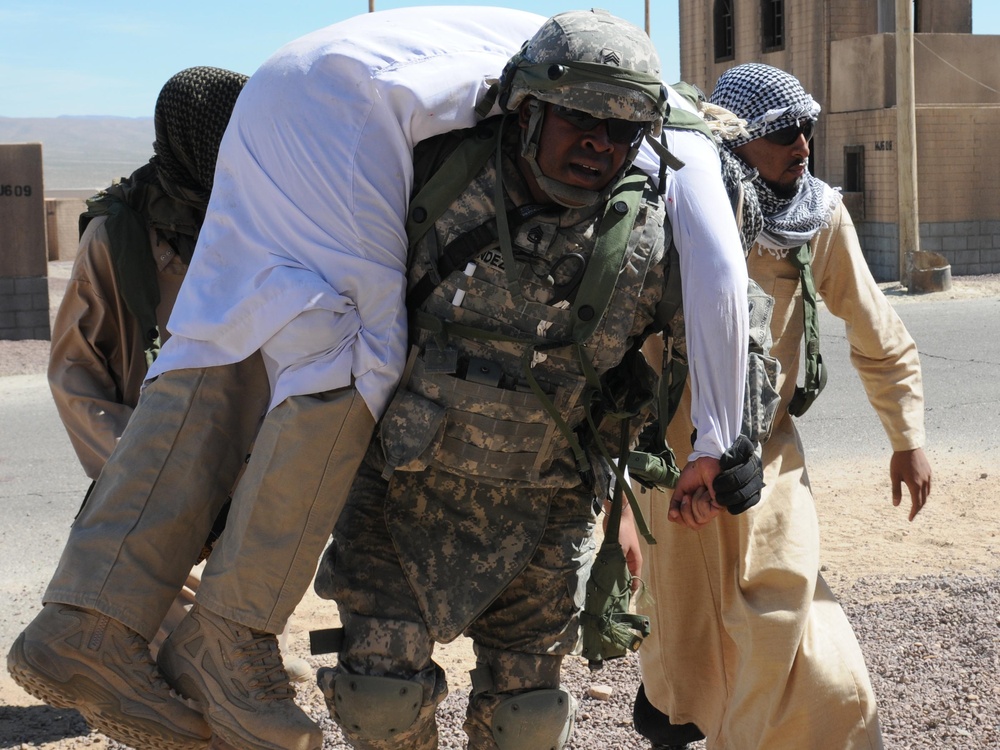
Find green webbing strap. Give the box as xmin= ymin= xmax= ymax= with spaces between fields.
xmin=603 ymin=422 xmax=631 ymax=544
xmin=574 ymin=345 xmax=655 ymax=543
xmin=580 ymin=380 xmax=656 ymax=545
xmin=787 ymin=242 xmax=827 ymax=417
xmin=639 ymin=80 xmax=720 ymax=172
xmin=406 ymin=121 xmax=499 ymax=251
xmin=668 ymin=81 xmax=717 ymax=142
xmin=569 ymin=172 xmax=647 ymax=343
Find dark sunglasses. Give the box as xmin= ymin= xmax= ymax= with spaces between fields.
xmin=763 ymin=119 xmax=816 ymax=146
xmin=550 ymin=104 xmax=649 ymax=145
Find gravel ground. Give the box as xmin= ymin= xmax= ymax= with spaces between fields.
xmin=3 ymin=571 xmax=996 ymax=748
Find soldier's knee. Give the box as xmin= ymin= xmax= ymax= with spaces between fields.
xmin=323 ymin=670 xmax=422 ymax=740
xmin=490 ymin=688 xmax=577 ymax=750
xmin=319 ymin=665 xmax=446 ymax=744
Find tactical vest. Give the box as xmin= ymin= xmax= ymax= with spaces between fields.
xmin=380 ymin=117 xmax=666 ymax=495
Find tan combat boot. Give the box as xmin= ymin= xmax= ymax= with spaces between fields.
xmin=6 ymin=603 xmax=211 ymax=750
xmin=157 ymin=604 xmax=323 ymax=750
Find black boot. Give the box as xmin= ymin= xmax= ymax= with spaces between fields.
xmin=633 ymin=682 xmax=706 ymax=749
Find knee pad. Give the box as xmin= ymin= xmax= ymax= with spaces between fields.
xmin=491 ymin=688 xmax=577 ymax=750
xmin=321 ymin=669 xmax=423 ymax=741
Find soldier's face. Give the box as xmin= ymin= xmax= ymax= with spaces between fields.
xmin=734 ymin=129 xmax=811 ymax=198
xmin=520 ymin=101 xmax=631 ymax=198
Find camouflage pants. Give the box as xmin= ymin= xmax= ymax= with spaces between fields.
xmin=316 ymin=457 xmax=596 ymax=749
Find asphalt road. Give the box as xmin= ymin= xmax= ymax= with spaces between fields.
xmin=1 ymin=293 xmax=998 ymax=675
xmin=798 ymin=296 xmax=1000 ymax=460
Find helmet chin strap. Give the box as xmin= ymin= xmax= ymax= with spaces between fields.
xmin=521 ymin=100 xmax=611 ymax=209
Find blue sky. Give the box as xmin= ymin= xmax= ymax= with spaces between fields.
xmin=0 ymin=1 xmax=674 ymax=118
xmin=3 ymin=1 xmax=1000 ymax=118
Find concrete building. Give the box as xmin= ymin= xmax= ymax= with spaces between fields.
xmin=679 ymin=0 xmax=1000 ymax=280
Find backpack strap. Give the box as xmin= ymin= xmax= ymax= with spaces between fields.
xmin=569 ymin=171 xmax=648 ymax=343
xmin=406 ymin=120 xmax=500 ymax=250
xmin=787 ymin=241 xmax=827 ymax=416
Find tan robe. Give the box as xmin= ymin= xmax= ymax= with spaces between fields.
xmin=637 ymin=202 xmax=925 ymax=750
xmin=48 ymin=215 xmax=187 ymax=481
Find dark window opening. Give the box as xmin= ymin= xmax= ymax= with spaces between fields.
xmin=715 ymin=0 xmax=735 ymax=61
xmin=762 ymin=0 xmax=785 ymax=52
xmin=844 ymin=146 xmax=865 ymax=193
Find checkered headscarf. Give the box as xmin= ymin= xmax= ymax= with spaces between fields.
xmin=709 ymin=63 xmax=839 ymax=251
xmin=709 ymin=63 xmax=820 ymax=150
xmin=152 ymin=66 xmax=249 ymax=209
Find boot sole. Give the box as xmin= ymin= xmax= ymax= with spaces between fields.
xmin=8 ymin=633 xmax=211 ymax=750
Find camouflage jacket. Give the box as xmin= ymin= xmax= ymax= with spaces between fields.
xmin=378 ymin=120 xmax=667 ymax=489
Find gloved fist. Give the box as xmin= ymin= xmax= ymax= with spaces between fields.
xmin=712 ymin=435 xmax=764 ymax=514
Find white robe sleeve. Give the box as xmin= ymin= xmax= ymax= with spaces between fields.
xmin=635 ymin=89 xmax=749 ymax=461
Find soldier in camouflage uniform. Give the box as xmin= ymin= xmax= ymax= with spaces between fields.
xmin=314 ymin=10 xmax=758 ymax=750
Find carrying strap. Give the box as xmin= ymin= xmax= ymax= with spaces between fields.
xmin=786 ymin=242 xmax=827 ymax=416
xmin=569 ymin=173 xmax=648 ymax=342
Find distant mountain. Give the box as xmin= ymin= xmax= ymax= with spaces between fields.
xmin=0 ymin=116 xmax=155 ymax=194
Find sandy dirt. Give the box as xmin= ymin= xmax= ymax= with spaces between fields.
xmin=1 ymin=266 xmax=997 ymax=747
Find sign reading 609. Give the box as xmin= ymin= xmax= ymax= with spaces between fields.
xmin=1 ymin=184 xmax=33 ymax=197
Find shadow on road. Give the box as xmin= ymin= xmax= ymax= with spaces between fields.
xmin=0 ymin=704 xmax=90 ymax=747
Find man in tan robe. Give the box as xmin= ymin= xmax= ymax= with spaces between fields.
xmin=47 ymin=66 xmax=310 ymax=676
xmin=633 ymin=64 xmax=932 ymax=750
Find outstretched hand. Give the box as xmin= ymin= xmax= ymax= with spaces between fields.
xmin=890 ymin=447 xmax=932 ymax=521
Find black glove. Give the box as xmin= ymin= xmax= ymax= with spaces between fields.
xmin=713 ymin=435 xmax=764 ymax=514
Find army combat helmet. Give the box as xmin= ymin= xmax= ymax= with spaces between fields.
xmin=498 ymin=8 xmax=668 ymax=207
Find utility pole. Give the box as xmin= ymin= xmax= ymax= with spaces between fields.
xmin=895 ymin=0 xmax=919 ymax=284
xmin=369 ymin=1 xmax=375 ymax=12
xmin=645 ymin=0 xmax=651 ymax=36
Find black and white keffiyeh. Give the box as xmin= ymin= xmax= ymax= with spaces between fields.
xmin=710 ymin=63 xmax=840 ymax=253
xmin=152 ymin=66 xmax=249 ymax=210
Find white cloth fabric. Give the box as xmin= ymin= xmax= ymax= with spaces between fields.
xmin=149 ymin=7 xmax=546 ymax=417
xmin=150 ymin=6 xmax=746 ymax=460
xmin=635 ymin=88 xmax=749 ymax=460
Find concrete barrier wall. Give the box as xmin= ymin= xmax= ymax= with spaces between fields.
xmin=0 ymin=143 xmax=50 ymax=340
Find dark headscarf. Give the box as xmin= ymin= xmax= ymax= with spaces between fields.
xmin=152 ymin=66 xmax=250 ymax=210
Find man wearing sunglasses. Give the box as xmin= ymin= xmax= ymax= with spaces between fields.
xmin=314 ymin=11 xmax=760 ymax=750
xmin=634 ymin=63 xmax=932 ymax=750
